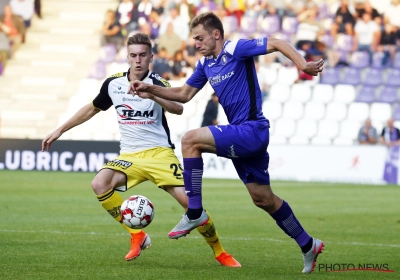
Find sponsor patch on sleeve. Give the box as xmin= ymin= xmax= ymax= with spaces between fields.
xmin=256 ymin=38 xmax=264 ymax=46
xmin=109 ymin=72 xmax=124 ymax=78
xmin=152 ymin=73 xmax=171 ymax=87
xmin=160 ymin=79 xmax=171 ymax=87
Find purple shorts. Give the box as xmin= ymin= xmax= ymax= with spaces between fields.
xmin=208 ymin=121 xmax=270 ymax=185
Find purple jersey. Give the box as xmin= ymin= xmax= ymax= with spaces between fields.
xmin=187 ymin=38 xmax=269 ymax=125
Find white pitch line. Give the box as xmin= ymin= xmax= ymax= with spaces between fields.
xmin=1 ymin=229 xmax=399 ymax=248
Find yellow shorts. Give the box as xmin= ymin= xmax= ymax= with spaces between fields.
xmin=100 ymin=147 xmax=184 ymax=192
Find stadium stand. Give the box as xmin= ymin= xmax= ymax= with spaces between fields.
xmin=0 ymin=0 xmax=400 ymax=147
xmin=0 ymin=0 xmax=116 ymax=139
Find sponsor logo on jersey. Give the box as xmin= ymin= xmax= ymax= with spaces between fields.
xmin=104 ymin=159 xmax=132 ymax=169
xmin=257 ymin=38 xmax=264 ymax=46
xmin=113 ymin=87 xmax=126 ymax=94
xmin=208 ymin=70 xmax=234 ymax=86
xmin=123 ymin=97 xmax=142 ymax=102
xmin=116 ymin=104 xmax=154 ymax=120
xmin=209 ymin=74 xmax=221 ymax=85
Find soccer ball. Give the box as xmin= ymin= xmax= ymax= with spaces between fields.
xmin=120 ymin=195 xmax=155 ymax=229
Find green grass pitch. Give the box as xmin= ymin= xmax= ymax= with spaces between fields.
xmin=0 ymin=170 xmax=399 ymax=280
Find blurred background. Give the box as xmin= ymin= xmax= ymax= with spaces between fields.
xmin=0 ymin=0 xmax=399 ymax=147
xmin=0 ymin=0 xmax=400 ymax=145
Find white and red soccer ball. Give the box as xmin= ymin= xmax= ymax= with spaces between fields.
xmin=120 ymin=195 xmax=154 ymax=229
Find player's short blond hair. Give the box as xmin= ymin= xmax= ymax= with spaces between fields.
xmin=127 ymin=33 xmax=152 ymax=53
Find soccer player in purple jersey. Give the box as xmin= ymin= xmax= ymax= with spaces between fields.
xmin=130 ymin=12 xmax=324 ymax=273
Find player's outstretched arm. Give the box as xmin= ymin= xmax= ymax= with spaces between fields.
xmin=151 ymin=96 xmax=183 ymax=115
xmin=41 ymin=103 xmax=101 ymax=151
xmin=130 ymin=81 xmax=200 ymax=104
xmin=266 ymin=37 xmax=324 ymax=76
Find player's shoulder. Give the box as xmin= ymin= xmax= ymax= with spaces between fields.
xmin=196 ymin=56 xmax=207 ymax=67
xmin=224 ymin=38 xmax=260 ymax=53
xmin=102 ymin=71 xmax=127 ymax=83
xmin=100 ymin=72 xmax=127 ymax=87
xmin=149 ymin=71 xmax=171 ymax=87
xmin=108 ymin=72 xmax=127 ymax=80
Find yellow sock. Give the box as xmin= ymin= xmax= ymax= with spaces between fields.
xmin=96 ymin=189 xmax=142 ymax=234
xmin=196 ymin=210 xmax=225 ymax=257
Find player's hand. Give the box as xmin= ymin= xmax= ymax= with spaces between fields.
xmin=41 ymin=130 xmax=62 ymax=152
xmin=301 ymin=59 xmax=324 ymax=76
xmin=130 ymin=80 xmax=152 ymax=99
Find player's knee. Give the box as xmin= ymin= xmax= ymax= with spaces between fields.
xmin=251 ymin=195 xmax=275 ymax=210
xmin=181 ymin=130 xmax=197 ymax=149
xmin=91 ymin=178 xmax=112 ymax=195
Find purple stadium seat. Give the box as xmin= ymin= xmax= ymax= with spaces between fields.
xmin=318 ymin=34 xmax=334 ymax=48
xmin=393 ymin=104 xmax=400 ymax=120
xmin=99 ymin=44 xmax=117 ymax=63
xmin=386 ymin=69 xmax=400 ymax=87
xmin=117 ymin=47 xmax=128 ymax=63
xmin=281 ymin=16 xmax=298 ymax=34
xmin=349 ymin=51 xmax=370 ymax=68
xmin=230 ymin=32 xmax=250 ymax=40
xmin=241 ymin=16 xmax=259 ymax=34
xmin=89 ymin=61 xmax=107 ymax=80
xmin=363 ymin=68 xmax=383 ymax=86
xmin=341 ymin=67 xmax=361 ymax=85
xmin=274 ymin=32 xmax=291 ymax=42
xmin=337 ymin=34 xmax=353 ymax=52
xmin=393 ymin=52 xmax=400 ymax=69
xmin=260 ymin=15 xmax=280 ymax=35
xmin=378 ymin=86 xmax=398 ymax=103
xmin=337 ymin=50 xmax=349 ymax=65
xmin=320 ymin=68 xmax=340 ymax=85
xmin=317 ymin=3 xmax=330 ymax=20
xmin=355 ymin=86 xmax=376 ymax=103
xmin=371 ymin=52 xmax=391 ymax=69
xmin=138 ymin=11 xmax=148 ymax=23
xmin=223 ymin=16 xmax=239 ymax=34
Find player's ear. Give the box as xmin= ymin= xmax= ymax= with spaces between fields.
xmin=149 ymin=53 xmax=153 ymax=63
xmin=213 ymin=29 xmax=220 ymax=40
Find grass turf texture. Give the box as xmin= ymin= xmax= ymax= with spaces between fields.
xmin=0 ymin=170 xmax=399 ymax=280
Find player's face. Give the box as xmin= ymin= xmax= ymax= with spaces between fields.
xmin=192 ymin=24 xmax=217 ymax=57
xmin=127 ymin=44 xmax=153 ymax=78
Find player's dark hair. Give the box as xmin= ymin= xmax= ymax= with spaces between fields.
xmin=127 ymin=33 xmax=152 ymax=53
xmin=190 ymin=12 xmax=224 ymax=39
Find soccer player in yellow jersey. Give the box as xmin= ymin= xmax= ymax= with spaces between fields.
xmin=42 ymin=33 xmax=240 ymax=267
